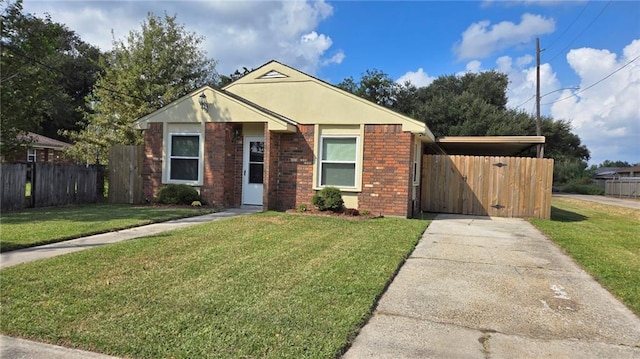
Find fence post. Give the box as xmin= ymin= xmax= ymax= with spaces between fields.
xmin=95 ymin=164 xmax=105 ymax=202
xmin=29 ymin=162 xmax=36 ymax=208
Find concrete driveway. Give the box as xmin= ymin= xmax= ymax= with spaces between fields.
xmin=343 ymin=214 xmax=640 ymax=358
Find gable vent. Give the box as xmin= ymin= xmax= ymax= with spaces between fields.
xmin=259 ymin=70 xmax=287 ymax=79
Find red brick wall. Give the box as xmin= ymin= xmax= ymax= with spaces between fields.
xmin=2 ymin=148 xmax=73 ymax=164
xmin=142 ymin=123 xmax=163 ymax=200
xmin=202 ymin=123 xmax=242 ymax=207
xmin=265 ymin=125 xmax=280 ymax=210
xmin=359 ymin=124 xmax=413 ymax=217
xmin=141 ymin=122 xmax=414 ymax=217
xmin=274 ymin=125 xmax=315 ymax=210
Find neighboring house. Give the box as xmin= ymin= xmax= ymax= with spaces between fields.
xmin=134 ymin=60 xmax=436 ymax=217
xmin=616 ymin=165 xmax=640 ymax=178
xmin=593 ymin=167 xmax=620 ymax=181
xmin=1 ymin=132 xmax=72 ymax=164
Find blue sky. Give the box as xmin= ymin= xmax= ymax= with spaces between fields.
xmin=21 ymin=0 xmax=640 ymax=165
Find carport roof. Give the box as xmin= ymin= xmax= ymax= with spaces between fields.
xmin=434 ymin=136 xmax=545 ymax=156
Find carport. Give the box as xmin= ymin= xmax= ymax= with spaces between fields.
xmin=422 ymin=136 xmax=554 ymax=219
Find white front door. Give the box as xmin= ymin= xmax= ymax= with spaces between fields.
xmin=242 ymin=136 xmax=264 ymax=205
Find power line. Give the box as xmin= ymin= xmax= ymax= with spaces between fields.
xmin=546 ymin=0 xmax=612 ymax=63
xmin=545 ymin=1 xmax=591 ymax=52
xmin=541 ymin=53 xmax=640 ymax=106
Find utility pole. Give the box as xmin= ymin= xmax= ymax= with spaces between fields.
xmin=536 ymin=38 xmax=544 ymax=158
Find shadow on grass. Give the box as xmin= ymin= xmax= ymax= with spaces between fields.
xmin=550 ymin=206 xmax=587 ymax=222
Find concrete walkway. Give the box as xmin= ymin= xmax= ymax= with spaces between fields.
xmin=1 ymin=206 xmax=262 ymax=269
xmin=343 ymin=214 xmax=640 ymax=358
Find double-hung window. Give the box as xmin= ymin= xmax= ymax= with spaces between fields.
xmin=27 ymin=148 xmax=36 ymax=162
xmin=169 ymin=134 xmax=200 ymax=182
xmin=319 ymin=136 xmax=358 ymax=188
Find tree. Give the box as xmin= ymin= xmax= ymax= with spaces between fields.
xmin=0 ymin=0 xmax=101 ymax=155
xmin=337 ymin=69 xmax=398 ymax=107
xmin=219 ymin=67 xmax=253 ymax=87
xmin=64 ymin=12 xmax=217 ymax=164
xmin=341 ymin=68 xmax=591 ymax=184
xmin=598 ymin=160 xmax=632 ymax=168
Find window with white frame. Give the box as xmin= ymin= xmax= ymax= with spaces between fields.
xmin=319 ymin=136 xmax=358 ymax=188
xmin=27 ymin=148 xmax=36 ymax=162
xmin=169 ymin=134 xmax=200 ymax=182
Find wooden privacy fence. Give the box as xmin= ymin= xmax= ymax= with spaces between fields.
xmin=32 ymin=163 xmax=97 ymax=207
xmin=605 ymin=178 xmax=640 ymax=198
xmin=1 ymin=163 xmax=98 ymax=211
xmin=108 ymin=145 xmax=143 ymax=204
xmin=1 ymin=163 xmax=27 ymax=211
xmin=422 ymin=155 xmax=554 ymax=219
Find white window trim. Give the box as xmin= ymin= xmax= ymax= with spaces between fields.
xmin=167 ymin=132 xmax=202 ymax=185
xmin=413 ymin=140 xmax=421 ymax=186
xmin=318 ymin=135 xmax=360 ymax=190
xmin=27 ymin=148 xmax=36 ymax=162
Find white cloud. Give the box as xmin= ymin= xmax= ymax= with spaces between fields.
xmin=551 ymin=39 xmax=640 ymax=164
xmin=454 ymin=13 xmax=555 ymax=59
xmin=22 ymin=0 xmax=341 ymax=76
xmin=396 ymin=68 xmax=436 ymax=87
xmin=465 ymin=60 xmax=483 ymax=73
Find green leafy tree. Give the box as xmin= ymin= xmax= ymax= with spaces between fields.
xmin=219 ymin=67 xmax=253 ymax=87
xmin=64 ymin=12 xmax=217 ymax=164
xmin=337 ymin=69 xmax=398 ymax=107
xmin=1 ymin=0 xmax=100 ymax=155
xmin=341 ymin=68 xmax=591 ymax=184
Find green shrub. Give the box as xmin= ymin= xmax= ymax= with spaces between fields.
xmin=312 ymin=187 xmax=344 ymax=212
xmin=560 ymin=180 xmax=605 ymax=195
xmin=297 ymin=204 xmax=308 ymax=213
xmin=157 ymin=184 xmax=203 ymax=205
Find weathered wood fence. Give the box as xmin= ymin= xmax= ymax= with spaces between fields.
xmin=108 ymin=145 xmax=143 ymax=204
xmin=1 ymin=163 xmax=27 ymax=211
xmin=1 ymin=163 xmax=99 ymax=211
xmin=605 ymin=178 xmax=640 ymax=198
xmin=422 ymin=155 xmax=554 ymax=219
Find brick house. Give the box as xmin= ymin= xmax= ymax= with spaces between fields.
xmin=1 ymin=132 xmax=72 ymax=164
xmin=134 ymin=61 xmax=436 ymax=217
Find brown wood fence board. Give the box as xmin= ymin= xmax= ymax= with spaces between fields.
xmin=108 ymin=145 xmax=143 ymax=204
xmin=421 ymin=155 xmax=553 ymax=219
xmin=1 ymin=163 xmax=27 ymax=211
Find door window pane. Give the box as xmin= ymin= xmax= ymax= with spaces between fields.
xmin=249 ymin=163 xmax=264 ymax=184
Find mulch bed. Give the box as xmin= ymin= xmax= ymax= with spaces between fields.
xmin=284 ymin=207 xmax=382 ymax=220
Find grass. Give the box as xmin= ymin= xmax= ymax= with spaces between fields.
xmin=529 ymin=197 xmax=640 ymax=315
xmin=0 ymin=212 xmax=430 ymax=358
xmin=0 ymin=204 xmax=214 ymax=252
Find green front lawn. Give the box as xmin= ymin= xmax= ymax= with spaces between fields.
xmin=0 ymin=204 xmax=213 ymax=252
xmin=0 ymin=212 xmax=430 ymax=358
xmin=530 ymin=197 xmax=640 ymax=315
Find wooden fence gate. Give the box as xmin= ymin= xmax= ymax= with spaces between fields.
xmin=108 ymin=145 xmax=143 ymax=204
xmin=421 ymin=155 xmax=554 ymax=219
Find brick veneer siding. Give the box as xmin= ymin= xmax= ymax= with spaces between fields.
xmin=142 ymin=122 xmax=414 ymax=217
xmin=264 ymin=124 xmax=279 ymax=210
xmin=274 ymin=125 xmax=315 ymax=210
xmin=359 ymin=124 xmax=413 ymax=217
xmin=142 ymin=123 xmax=163 ymax=200
xmin=202 ymin=122 xmax=242 ymax=207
